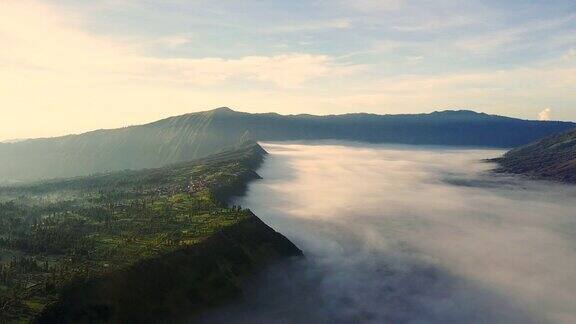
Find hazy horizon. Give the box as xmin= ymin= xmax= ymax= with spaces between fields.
xmin=1 ymin=0 xmax=575 ymax=140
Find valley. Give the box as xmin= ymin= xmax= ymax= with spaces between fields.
xmin=198 ymin=142 xmax=576 ymax=324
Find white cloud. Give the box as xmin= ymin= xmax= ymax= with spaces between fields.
xmin=539 ymin=108 xmax=552 ymax=121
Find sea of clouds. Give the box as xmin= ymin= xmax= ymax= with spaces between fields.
xmin=198 ymin=142 xmax=576 ymax=324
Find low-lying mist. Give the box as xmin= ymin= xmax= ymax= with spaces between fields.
xmin=198 ymin=142 xmax=576 ymax=324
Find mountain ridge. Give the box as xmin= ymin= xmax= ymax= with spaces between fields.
xmin=0 ymin=108 xmax=558 ymax=143
xmin=1 ymin=107 xmax=574 ymax=183
xmin=0 ymin=141 xmax=302 ymax=323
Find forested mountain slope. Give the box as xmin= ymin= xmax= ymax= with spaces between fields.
xmin=1 ymin=107 xmax=574 ymax=182
xmin=493 ymin=128 xmax=576 ymax=183
xmin=0 ymin=142 xmax=301 ymax=323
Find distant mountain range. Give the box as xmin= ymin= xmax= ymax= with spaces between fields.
xmin=493 ymin=128 xmax=576 ymax=183
xmin=1 ymin=107 xmax=574 ymax=182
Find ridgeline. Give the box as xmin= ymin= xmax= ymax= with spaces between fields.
xmin=1 ymin=107 xmax=574 ymax=183
xmin=0 ymin=142 xmax=302 ymax=323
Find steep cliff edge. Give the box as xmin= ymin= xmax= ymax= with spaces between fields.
xmin=0 ymin=141 xmax=302 ymax=323
xmin=34 ymin=214 xmax=301 ymax=323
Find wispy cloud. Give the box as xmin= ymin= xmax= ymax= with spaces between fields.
xmin=563 ymin=48 xmax=576 ymax=62
xmin=344 ymin=0 xmax=404 ymax=12
xmin=270 ymin=18 xmax=352 ymax=33
xmin=453 ymin=14 xmax=576 ymax=55
xmin=323 ymin=62 xmax=576 ymax=118
xmin=0 ymin=1 xmax=358 ymax=88
xmin=0 ymin=0 xmax=575 ymax=140
xmin=155 ymin=35 xmax=194 ymax=48
xmin=392 ymin=15 xmax=478 ymax=32
xmin=0 ymin=0 xmax=363 ymax=139
xmin=129 ymin=54 xmax=357 ymax=88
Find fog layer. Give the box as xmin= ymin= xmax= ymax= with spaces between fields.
xmin=199 ymin=142 xmax=576 ymax=324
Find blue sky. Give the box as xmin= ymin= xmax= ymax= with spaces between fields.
xmin=1 ymin=0 xmax=575 ymax=139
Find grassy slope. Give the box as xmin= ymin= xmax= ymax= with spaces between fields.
xmin=493 ymin=128 xmax=576 ymax=183
xmin=0 ymin=142 xmax=301 ymax=323
xmin=1 ymin=107 xmax=574 ymax=182
xmin=0 ymin=108 xmax=252 ymax=182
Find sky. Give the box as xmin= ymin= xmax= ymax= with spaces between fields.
xmin=0 ymin=0 xmax=575 ymax=140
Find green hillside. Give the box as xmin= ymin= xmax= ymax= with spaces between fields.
xmin=1 ymin=107 xmax=574 ymax=183
xmin=0 ymin=142 xmax=301 ymax=323
xmin=493 ymin=128 xmax=576 ymax=183
xmin=0 ymin=108 xmax=254 ymax=183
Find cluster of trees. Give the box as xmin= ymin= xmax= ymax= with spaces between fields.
xmin=0 ymin=143 xmax=264 ymax=322
xmin=0 ymin=256 xmax=56 ymax=321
